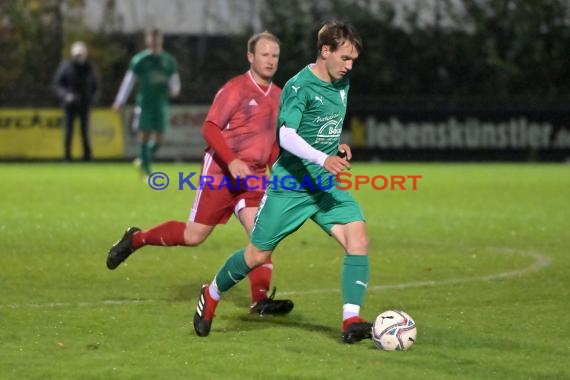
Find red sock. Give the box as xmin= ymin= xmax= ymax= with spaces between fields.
xmin=247 ymin=257 xmax=273 ymax=304
xmin=132 ymin=220 xmax=186 ymax=249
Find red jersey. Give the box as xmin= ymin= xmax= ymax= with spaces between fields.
xmin=202 ymin=71 xmax=281 ymax=185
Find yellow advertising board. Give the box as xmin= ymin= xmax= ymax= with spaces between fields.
xmin=0 ymin=108 xmax=124 ymax=159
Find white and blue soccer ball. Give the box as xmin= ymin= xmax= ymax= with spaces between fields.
xmin=372 ymin=310 xmax=417 ymax=351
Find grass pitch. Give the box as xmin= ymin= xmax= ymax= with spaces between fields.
xmin=1 ymin=162 xmax=568 ymax=379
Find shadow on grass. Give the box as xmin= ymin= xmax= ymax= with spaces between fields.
xmin=173 ymin=282 xmax=340 ymax=342
xmin=230 ymin=314 xmax=339 ymax=341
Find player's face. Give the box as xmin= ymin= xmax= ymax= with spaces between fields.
xmin=146 ymin=34 xmax=163 ymax=53
xmin=248 ymin=38 xmax=280 ymax=84
xmin=324 ymin=41 xmax=359 ymax=82
xmin=72 ymin=53 xmax=87 ymax=64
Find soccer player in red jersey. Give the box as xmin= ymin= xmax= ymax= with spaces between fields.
xmin=106 ymin=31 xmax=294 ymax=315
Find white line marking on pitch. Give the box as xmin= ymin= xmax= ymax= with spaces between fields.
xmin=0 ymin=247 xmax=551 ymax=310
xmin=280 ymin=248 xmax=550 ymax=296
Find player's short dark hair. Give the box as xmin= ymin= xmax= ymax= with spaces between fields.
xmin=317 ymin=20 xmax=362 ymax=54
xmin=247 ymin=31 xmax=281 ymax=54
xmin=146 ymin=28 xmax=162 ymax=40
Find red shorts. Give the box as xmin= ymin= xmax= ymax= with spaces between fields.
xmin=189 ymin=186 xmax=264 ymax=225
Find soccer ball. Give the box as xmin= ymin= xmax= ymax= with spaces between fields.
xmin=372 ymin=310 xmax=417 ymax=351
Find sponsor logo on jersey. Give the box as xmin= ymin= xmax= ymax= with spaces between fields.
xmin=313 ymin=112 xmax=342 ymax=144
xmin=314 ymin=113 xmax=339 ymax=123
xmin=316 ymin=118 xmax=343 ymax=140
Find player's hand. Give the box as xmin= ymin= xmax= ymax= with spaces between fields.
xmin=323 ymin=155 xmax=351 ymax=175
xmin=64 ymin=93 xmax=76 ymax=104
xmin=228 ymin=159 xmax=252 ymax=179
xmin=337 ymin=144 xmax=352 ymax=160
xmin=111 ymin=102 xmax=123 ymax=113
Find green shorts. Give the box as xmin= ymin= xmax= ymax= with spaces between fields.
xmin=133 ymin=105 xmax=168 ymax=133
xmin=251 ymin=188 xmax=365 ymax=251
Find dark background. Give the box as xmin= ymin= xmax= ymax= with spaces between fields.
xmin=1 ymin=0 xmax=568 ymax=161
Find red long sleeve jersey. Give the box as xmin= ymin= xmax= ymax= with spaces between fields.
xmin=202 ymin=71 xmax=281 ymax=185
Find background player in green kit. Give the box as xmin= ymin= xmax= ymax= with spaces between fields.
xmin=193 ymin=20 xmax=373 ymax=344
xmin=112 ymin=28 xmax=180 ymax=177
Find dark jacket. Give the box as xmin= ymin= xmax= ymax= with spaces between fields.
xmin=54 ymin=59 xmax=100 ymax=108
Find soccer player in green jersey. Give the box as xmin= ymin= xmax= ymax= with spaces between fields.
xmin=193 ymin=20 xmax=373 ymax=344
xmin=112 ymin=29 xmax=180 ymax=177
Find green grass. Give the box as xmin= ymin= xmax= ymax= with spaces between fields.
xmin=1 ymin=162 xmax=569 ymax=380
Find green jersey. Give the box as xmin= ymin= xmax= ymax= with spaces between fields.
xmin=130 ymin=50 xmax=178 ymax=110
xmin=270 ymin=65 xmax=350 ymax=196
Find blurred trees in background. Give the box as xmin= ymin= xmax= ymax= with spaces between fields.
xmin=0 ymin=0 xmax=130 ymax=106
xmin=1 ymin=0 xmax=569 ymax=106
xmin=261 ymin=0 xmax=570 ymax=99
xmin=0 ymin=0 xmax=62 ymax=106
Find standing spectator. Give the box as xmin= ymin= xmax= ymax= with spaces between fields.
xmin=54 ymin=41 xmax=100 ymax=161
xmin=112 ymin=29 xmax=180 ymax=178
